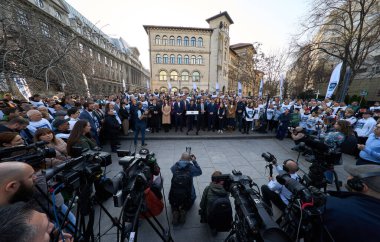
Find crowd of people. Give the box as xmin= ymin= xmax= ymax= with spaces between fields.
xmin=0 ymin=89 xmax=379 ymax=241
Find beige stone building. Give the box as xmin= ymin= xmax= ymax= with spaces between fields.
xmin=144 ymin=12 xmax=233 ymax=94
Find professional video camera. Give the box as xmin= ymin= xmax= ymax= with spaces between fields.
xmin=276 ymin=170 xmax=328 ymax=242
xmin=214 ymin=170 xmax=291 ymax=242
xmin=262 ymin=152 xmax=277 ymax=178
xmin=107 ymin=148 xmax=159 ymax=207
xmin=39 ymin=147 xmax=115 ymax=242
xmin=301 ymin=138 xmax=342 ymax=191
xmin=106 ymin=148 xmax=172 ymax=242
xmin=0 ymin=141 xmax=56 ymax=167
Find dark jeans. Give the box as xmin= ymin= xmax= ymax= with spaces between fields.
xmin=237 ymin=113 xmax=243 ymax=130
xmin=261 ymin=185 xmax=287 ymax=212
xmin=134 ymin=122 xmax=146 ymax=145
xmin=175 ymin=114 xmax=183 ymax=131
xmin=244 ymin=120 xmax=252 ymax=133
xmin=356 ymin=157 xmax=380 ymax=166
xmin=208 ymin=115 xmax=216 ymax=130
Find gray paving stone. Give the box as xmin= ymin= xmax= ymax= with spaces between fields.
xmin=89 ymin=138 xmax=355 ymax=242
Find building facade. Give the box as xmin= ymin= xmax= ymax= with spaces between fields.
xmin=0 ymin=0 xmax=149 ymax=98
xmin=144 ymin=12 xmax=234 ymax=94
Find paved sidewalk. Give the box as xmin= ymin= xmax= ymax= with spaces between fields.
xmin=93 ymin=138 xmax=356 ymax=242
xmin=119 ymin=128 xmax=276 ymax=140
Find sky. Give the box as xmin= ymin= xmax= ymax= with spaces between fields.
xmin=65 ymin=0 xmax=311 ymax=70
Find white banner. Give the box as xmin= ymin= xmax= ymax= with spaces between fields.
xmin=122 ymin=79 xmax=126 ymax=90
xmin=193 ymin=82 xmax=197 ymax=90
xmin=259 ymin=79 xmax=264 ymax=98
xmin=279 ymin=75 xmax=284 ymax=100
xmin=215 ymin=82 xmax=220 ymax=94
xmin=326 ymin=62 xmax=343 ymax=98
xmin=238 ymin=81 xmax=242 ymax=97
xmin=14 ymin=77 xmax=31 ymax=100
xmin=146 ymin=79 xmax=150 ymax=89
xmin=167 ymin=80 xmax=172 ymax=90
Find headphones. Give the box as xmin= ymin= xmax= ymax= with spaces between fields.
xmin=346 ymin=172 xmax=380 ymax=192
xmin=283 ymin=159 xmax=299 ymax=173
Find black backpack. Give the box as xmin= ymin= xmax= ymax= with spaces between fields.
xmin=207 ymin=196 xmax=233 ymax=232
xmin=169 ymin=166 xmax=192 ymax=210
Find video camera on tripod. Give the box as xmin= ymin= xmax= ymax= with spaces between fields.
xmin=214 ymin=170 xmax=291 ymax=242
xmin=262 ymin=152 xmax=277 ymax=177
xmin=301 ymin=138 xmax=343 ymax=191
xmin=0 ymin=141 xmax=56 ymax=167
xmin=105 ymin=148 xmax=172 ymax=242
xmin=275 ymin=170 xmax=327 ymax=242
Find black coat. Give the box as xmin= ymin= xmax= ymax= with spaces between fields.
xmin=104 ymin=114 xmax=121 ymax=138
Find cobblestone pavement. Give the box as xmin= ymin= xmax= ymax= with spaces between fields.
xmin=91 ymin=138 xmax=355 ymax=242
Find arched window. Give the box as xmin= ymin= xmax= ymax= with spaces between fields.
xmin=177 ymin=36 xmax=182 ymax=46
xmin=197 ymin=37 xmax=203 ymax=47
xmin=197 ymin=55 xmax=203 ymax=65
xmin=192 ymin=71 xmax=200 ymax=82
xmin=191 ymin=37 xmax=196 ymax=46
xmin=170 ymin=54 xmax=175 ymax=64
xmin=191 ymin=55 xmax=196 ymax=64
xmin=159 ymin=70 xmax=167 ymax=81
xmin=155 ymin=35 xmax=160 ymax=45
xmin=169 ymin=36 xmax=175 ymax=45
xmin=184 ymin=36 xmax=189 ymax=46
xmin=162 ymin=35 xmax=168 ymax=45
xmin=163 ymin=54 xmax=168 ymax=64
xmin=184 ymin=55 xmax=189 ymax=64
xmin=170 ymin=71 xmax=178 ymax=81
xmin=177 ymin=55 xmax=182 ymax=64
xmin=181 ymin=71 xmax=189 ymax=81
xmin=156 ymin=54 xmax=162 ymax=63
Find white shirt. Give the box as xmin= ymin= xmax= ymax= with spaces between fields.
xmin=69 ymin=118 xmax=79 ymax=130
xmin=268 ymin=165 xmax=300 ymax=205
xmin=355 ymin=117 xmax=377 ymax=137
xmin=27 ymin=118 xmax=52 ymax=134
xmin=245 ymin=107 xmax=254 ymax=121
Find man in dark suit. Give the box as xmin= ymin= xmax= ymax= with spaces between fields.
xmin=174 ymin=97 xmax=185 ymax=132
xmin=207 ymin=99 xmax=217 ymax=131
xmin=79 ymin=102 xmax=100 ymax=145
xmin=196 ymin=98 xmax=206 ymax=134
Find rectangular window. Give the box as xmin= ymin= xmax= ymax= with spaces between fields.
xmin=89 ymin=48 xmax=93 ymax=57
xmin=97 ymin=53 xmax=101 ymax=62
xmin=104 ymin=56 xmax=108 ymax=65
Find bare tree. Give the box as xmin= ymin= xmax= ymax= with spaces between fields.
xmin=296 ymin=0 xmax=380 ymax=101
xmin=261 ymin=49 xmax=288 ymax=97
xmin=0 ymin=0 xmax=96 ymax=96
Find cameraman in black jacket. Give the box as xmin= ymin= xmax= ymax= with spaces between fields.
xmin=322 ymin=164 xmax=380 ymax=242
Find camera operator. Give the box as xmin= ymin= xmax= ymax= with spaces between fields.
xmin=261 ymin=159 xmax=300 ymax=213
xmin=290 ymin=126 xmax=306 ymax=151
xmin=169 ymin=152 xmax=202 ymax=225
xmin=322 ymin=165 xmax=380 ymax=242
xmin=0 ymin=202 xmax=73 ymax=242
xmin=199 ymin=170 xmax=231 ymax=234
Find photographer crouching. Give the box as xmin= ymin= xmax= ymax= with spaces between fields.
xmin=261 ymin=155 xmax=300 ymax=214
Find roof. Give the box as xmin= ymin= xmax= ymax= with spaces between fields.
xmin=143 ymin=25 xmax=213 ymax=34
xmin=206 ymin=11 xmax=234 ymax=24
xmin=230 ymin=43 xmax=257 ymax=54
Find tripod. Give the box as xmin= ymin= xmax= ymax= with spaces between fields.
xmin=119 ymin=190 xmax=173 ymax=242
